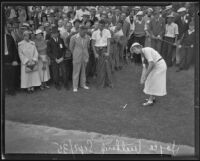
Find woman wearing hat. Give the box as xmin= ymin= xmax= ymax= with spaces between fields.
xmin=130 ymin=43 xmax=167 ymax=106
xmin=18 ymin=30 xmax=41 ymax=93
xmin=34 ymin=29 xmax=50 ymax=90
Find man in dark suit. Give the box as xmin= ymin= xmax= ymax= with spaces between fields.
xmin=47 ymin=26 xmax=68 ymax=90
xmin=112 ymin=8 xmax=121 ymax=26
xmin=4 ymin=22 xmax=20 ymax=95
xmin=174 ymin=7 xmax=191 ymax=65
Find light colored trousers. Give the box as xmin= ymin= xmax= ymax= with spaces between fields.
xmin=73 ymin=61 xmax=87 ymax=89
xmin=172 ymin=40 xmax=181 ymax=64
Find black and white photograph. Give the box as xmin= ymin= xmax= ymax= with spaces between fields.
xmin=1 ymin=1 xmax=199 ymax=159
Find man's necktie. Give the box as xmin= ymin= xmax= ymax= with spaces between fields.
xmin=100 ymin=31 xmax=102 ymax=37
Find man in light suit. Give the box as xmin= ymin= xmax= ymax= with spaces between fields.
xmin=70 ymin=25 xmax=90 ymax=92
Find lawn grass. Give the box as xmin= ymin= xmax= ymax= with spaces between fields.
xmin=5 ymin=63 xmax=194 ymax=146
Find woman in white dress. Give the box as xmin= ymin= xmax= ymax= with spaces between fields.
xmin=130 ymin=42 xmax=167 ymax=106
xmin=34 ymin=29 xmax=50 ymax=90
xmin=18 ymin=30 xmax=41 ymax=93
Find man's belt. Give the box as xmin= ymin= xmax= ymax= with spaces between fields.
xmin=95 ymin=46 xmax=107 ymax=50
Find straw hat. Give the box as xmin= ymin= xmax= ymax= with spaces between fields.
xmin=177 ymin=7 xmax=187 ymax=13
xmin=35 ymin=29 xmax=43 ymax=35
xmin=136 ymin=11 xmax=143 ymax=16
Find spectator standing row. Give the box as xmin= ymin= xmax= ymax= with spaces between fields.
xmin=4 ymin=3 xmax=196 ymax=95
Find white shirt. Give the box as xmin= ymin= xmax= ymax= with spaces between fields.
xmin=165 ymin=22 xmax=179 ymax=38
xmin=142 ymin=47 xmax=162 ymax=63
xmin=125 ymin=16 xmax=135 ymax=31
xmin=96 ymin=14 xmax=101 ymax=20
xmin=91 ymin=29 xmax=111 ymax=47
xmin=69 ymin=18 xmax=76 ymax=26
xmin=53 ymin=37 xmax=58 ymax=42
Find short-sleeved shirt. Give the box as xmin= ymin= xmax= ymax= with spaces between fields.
xmin=142 ymin=47 xmax=162 ymax=63
xmin=165 ymin=22 xmax=179 ymax=38
xmin=91 ymin=29 xmax=111 ymax=47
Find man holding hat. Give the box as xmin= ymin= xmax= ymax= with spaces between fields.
xmin=47 ymin=26 xmax=68 ymax=90
xmin=69 ymin=25 xmax=90 ymax=92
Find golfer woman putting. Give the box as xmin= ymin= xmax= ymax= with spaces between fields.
xmin=130 ymin=43 xmax=167 ymax=106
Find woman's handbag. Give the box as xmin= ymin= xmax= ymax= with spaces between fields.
xmin=25 ymin=61 xmax=38 ymax=73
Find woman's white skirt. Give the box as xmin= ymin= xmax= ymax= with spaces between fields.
xmin=143 ymin=59 xmax=167 ymax=96
xmin=38 ymin=55 xmax=50 ymax=83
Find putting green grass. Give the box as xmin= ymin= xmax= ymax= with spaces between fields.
xmin=5 ymin=63 xmax=194 ymax=146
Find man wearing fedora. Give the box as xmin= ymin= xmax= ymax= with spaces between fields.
xmin=47 ymin=26 xmax=68 ymax=90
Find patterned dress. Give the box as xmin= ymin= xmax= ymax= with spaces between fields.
xmin=34 ymin=39 xmax=50 ymax=83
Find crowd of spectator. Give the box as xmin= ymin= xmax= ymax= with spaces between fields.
xmin=4 ymin=3 xmax=197 ymax=95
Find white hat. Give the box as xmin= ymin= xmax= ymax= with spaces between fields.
xmin=22 ymin=22 xmax=30 ymax=27
xmin=35 ymin=29 xmax=43 ymax=35
xmin=130 ymin=42 xmax=141 ymax=53
xmin=147 ymin=8 xmax=153 ymax=12
xmin=131 ymin=42 xmax=141 ymax=48
xmin=177 ymin=7 xmax=187 ymax=13
xmin=134 ymin=6 xmax=141 ymax=10
xmin=136 ymin=11 xmax=143 ymax=16
xmin=165 ymin=5 xmax=172 ymax=10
